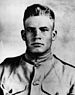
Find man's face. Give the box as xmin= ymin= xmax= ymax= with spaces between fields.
xmin=24 ymin=16 xmax=54 ymax=54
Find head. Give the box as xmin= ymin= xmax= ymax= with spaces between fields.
xmin=21 ymin=4 xmax=57 ymax=55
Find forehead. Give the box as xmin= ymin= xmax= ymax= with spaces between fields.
xmin=25 ymin=16 xmax=54 ymax=28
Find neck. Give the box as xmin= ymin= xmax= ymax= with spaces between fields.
xmin=25 ymin=49 xmax=52 ymax=64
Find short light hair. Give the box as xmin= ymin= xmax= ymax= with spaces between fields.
xmin=23 ymin=4 xmax=55 ymax=29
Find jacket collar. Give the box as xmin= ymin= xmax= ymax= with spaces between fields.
xmin=24 ymin=51 xmax=53 ymax=67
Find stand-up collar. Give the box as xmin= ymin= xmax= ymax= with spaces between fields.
xmin=24 ymin=51 xmax=53 ymax=67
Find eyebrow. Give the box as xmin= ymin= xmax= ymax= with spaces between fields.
xmin=39 ymin=27 xmax=49 ymax=30
xmin=40 ymin=27 xmax=49 ymax=29
xmin=25 ymin=27 xmax=35 ymax=29
xmin=26 ymin=26 xmax=49 ymax=29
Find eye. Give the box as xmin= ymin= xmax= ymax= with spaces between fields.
xmin=40 ymin=27 xmax=49 ymax=32
xmin=25 ymin=27 xmax=35 ymax=33
xmin=25 ymin=28 xmax=32 ymax=32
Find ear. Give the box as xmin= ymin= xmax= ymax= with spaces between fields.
xmin=21 ymin=30 xmax=26 ymax=41
xmin=52 ymin=30 xmax=57 ymax=41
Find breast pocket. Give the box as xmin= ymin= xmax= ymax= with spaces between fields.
xmin=0 ymin=82 xmax=29 ymax=95
xmin=41 ymin=82 xmax=64 ymax=95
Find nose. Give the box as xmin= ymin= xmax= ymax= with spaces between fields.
xmin=34 ymin=29 xmax=41 ymax=39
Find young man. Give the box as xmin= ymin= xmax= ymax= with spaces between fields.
xmin=0 ymin=4 xmax=75 ymax=95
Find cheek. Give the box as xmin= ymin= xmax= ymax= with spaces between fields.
xmin=26 ymin=33 xmax=32 ymax=41
xmin=44 ymin=36 xmax=52 ymax=46
xmin=26 ymin=33 xmax=31 ymax=38
xmin=44 ymin=34 xmax=52 ymax=42
xmin=44 ymin=31 xmax=52 ymax=38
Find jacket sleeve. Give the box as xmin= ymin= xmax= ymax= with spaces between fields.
xmin=0 ymin=64 xmax=4 ymax=82
xmin=0 ymin=60 xmax=6 ymax=95
xmin=67 ymin=68 xmax=75 ymax=95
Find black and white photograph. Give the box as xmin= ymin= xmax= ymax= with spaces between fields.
xmin=0 ymin=0 xmax=75 ymax=95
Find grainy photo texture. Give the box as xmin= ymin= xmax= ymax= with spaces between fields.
xmin=0 ymin=0 xmax=75 ymax=95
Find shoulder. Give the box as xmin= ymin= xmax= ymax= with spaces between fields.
xmin=53 ymin=54 xmax=75 ymax=69
xmin=53 ymin=54 xmax=75 ymax=77
xmin=0 ymin=53 xmax=25 ymax=67
xmin=0 ymin=53 xmax=26 ymax=81
xmin=53 ymin=54 xmax=75 ymax=87
xmin=0 ymin=54 xmax=25 ymax=79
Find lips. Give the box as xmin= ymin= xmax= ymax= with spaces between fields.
xmin=31 ymin=43 xmax=44 ymax=46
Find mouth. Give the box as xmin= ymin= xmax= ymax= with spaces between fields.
xmin=31 ymin=43 xmax=44 ymax=47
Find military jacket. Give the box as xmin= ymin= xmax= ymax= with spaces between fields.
xmin=0 ymin=53 xmax=75 ymax=95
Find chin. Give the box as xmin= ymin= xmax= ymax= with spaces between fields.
xmin=31 ymin=49 xmax=44 ymax=54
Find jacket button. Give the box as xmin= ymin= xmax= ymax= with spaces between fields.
xmin=33 ymin=82 xmax=39 ymax=86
